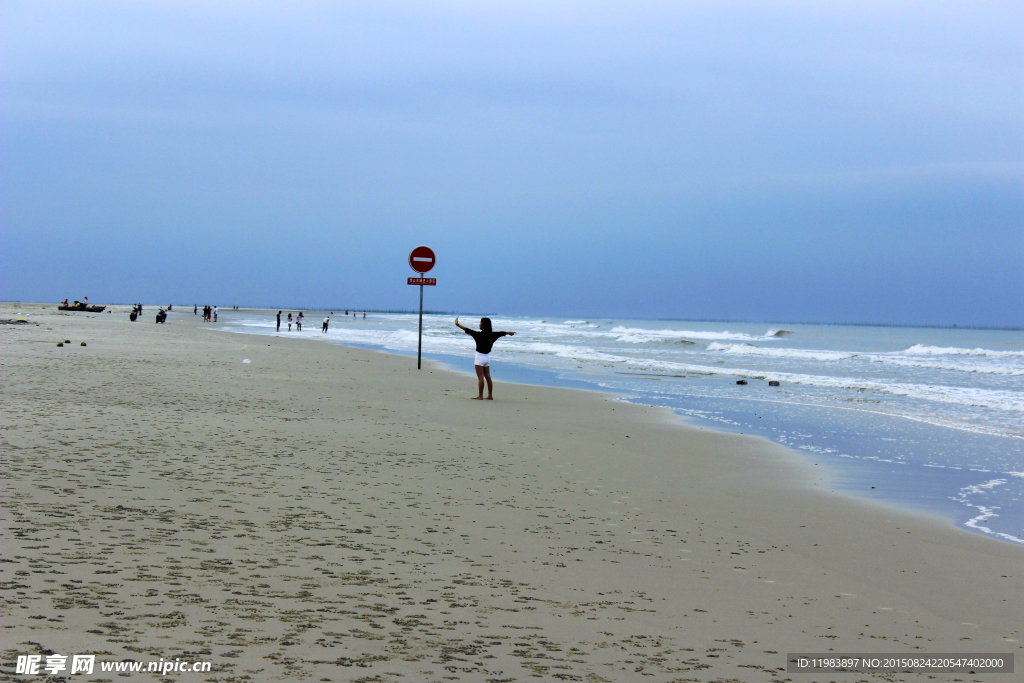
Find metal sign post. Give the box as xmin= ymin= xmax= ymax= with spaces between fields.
xmin=408 ymin=247 xmax=436 ymax=370
xmin=418 ymin=284 xmax=424 ymax=368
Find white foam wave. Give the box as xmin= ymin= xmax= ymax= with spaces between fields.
xmin=903 ymin=344 xmax=1024 ymax=357
xmin=703 ymin=342 xmax=1023 ymax=375
xmin=611 ymin=326 xmax=782 ymax=343
xmin=518 ymin=342 xmax=630 ymax=364
xmin=952 ymin=479 xmax=1024 ymax=544
xmin=706 ymin=342 xmax=856 ymax=362
xmin=869 ymin=354 xmax=1024 ymax=376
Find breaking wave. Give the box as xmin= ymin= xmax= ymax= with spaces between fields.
xmin=902 ymin=344 xmax=1024 ymax=357
xmin=611 ymin=327 xmax=785 ymax=343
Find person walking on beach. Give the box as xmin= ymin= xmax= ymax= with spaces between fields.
xmin=287 ymin=312 xmax=293 ymax=331
xmin=213 ymin=305 xmax=218 ymax=322
xmin=455 ymin=317 xmax=516 ymax=400
xmin=276 ymin=311 xmax=282 ymax=332
xmin=322 ymin=316 xmax=329 ymax=333
xmin=296 ymin=312 xmax=303 ymax=331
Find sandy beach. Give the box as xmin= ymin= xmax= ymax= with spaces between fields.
xmin=2 ymin=303 xmax=1021 ymax=682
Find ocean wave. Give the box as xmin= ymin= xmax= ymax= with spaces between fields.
xmin=514 ymin=342 xmax=634 ymax=364
xmin=706 ymin=342 xmax=856 ymax=362
xmin=902 ymin=344 xmax=1024 ymax=357
xmin=703 ymin=342 xmax=1024 ymax=375
xmin=868 ymin=354 xmax=1024 ymax=376
xmin=610 ymin=326 xmax=782 ymax=343
xmin=766 ymin=328 xmax=792 ymax=337
xmin=952 ymin=480 xmax=1024 ymax=544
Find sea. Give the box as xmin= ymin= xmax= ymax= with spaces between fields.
xmin=216 ymin=311 xmax=1024 ymax=545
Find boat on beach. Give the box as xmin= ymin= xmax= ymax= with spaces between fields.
xmin=58 ymin=304 xmax=106 ymax=312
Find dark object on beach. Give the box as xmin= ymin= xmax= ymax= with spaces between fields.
xmin=80 ymin=341 xmax=87 ymax=346
xmin=65 ymin=339 xmax=71 ymax=343
xmin=736 ymin=379 xmax=747 ymax=385
xmin=768 ymin=380 xmax=780 ymax=386
xmin=57 ymin=342 xmax=64 ymax=347
xmin=155 ymin=309 xmax=168 ymax=324
xmin=0 ymin=319 xmax=32 ymax=325
xmin=58 ymin=303 xmax=106 ymax=312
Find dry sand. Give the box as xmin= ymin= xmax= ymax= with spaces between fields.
xmin=2 ymin=302 xmax=1021 ymax=682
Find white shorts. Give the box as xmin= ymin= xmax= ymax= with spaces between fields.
xmin=475 ymin=352 xmax=490 ymax=367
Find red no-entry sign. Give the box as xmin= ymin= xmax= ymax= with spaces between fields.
xmin=409 ymin=246 xmax=436 ymax=274
xmin=408 ymin=246 xmax=436 ymax=370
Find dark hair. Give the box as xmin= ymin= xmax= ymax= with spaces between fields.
xmin=480 ymin=317 xmax=492 ymax=333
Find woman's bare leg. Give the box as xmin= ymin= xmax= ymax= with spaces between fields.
xmin=483 ymin=366 xmax=494 ymax=399
xmin=474 ymin=365 xmax=486 ymax=399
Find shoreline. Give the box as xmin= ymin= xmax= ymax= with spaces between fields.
xmin=3 ymin=302 xmax=1023 ymax=682
xmin=211 ymin=311 xmax=1022 ymax=547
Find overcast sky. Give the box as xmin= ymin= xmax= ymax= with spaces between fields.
xmin=3 ymin=1 xmax=1022 ymax=325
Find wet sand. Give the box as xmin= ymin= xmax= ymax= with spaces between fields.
xmin=2 ymin=302 xmax=1022 ymax=682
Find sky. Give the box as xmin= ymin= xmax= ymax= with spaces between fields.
xmin=2 ymin=0 xmax=1022 ymax=325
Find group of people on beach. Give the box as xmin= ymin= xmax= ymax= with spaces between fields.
xmin=273 ymin=311 xmax=368 ymax=333
xmin=196 ymin=305 xmax=217 ymax=322
xmin=276 ymin=311 xmax=305 ymax=332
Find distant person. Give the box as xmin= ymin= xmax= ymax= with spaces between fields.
xmin=213 ymin=306 xmax=218 ymax=322
xmin=353 ymin=312 xmax=356 ymax=319
xmin=83 ymin=296 xmax=89 ymax=306
xmin=363 ymin=312 xmax=366 ymax=318
xmin=296 ymin=312 xmax=304 ymax=331
xmin=287 ymin=312 xmax=293 ymax=331
xmin=455 ymin=317 xmax=516 ymax=400
xmin=194 ymin=304 xmax=197 ymax=315
xmin=61 ymin=298 xmax=69 ymax=306
xmin=322 ymin=316 xmax=330 ymax=333
xmin=168 ymin=304 xmax=173 ymax=311
xmin=276 ymin=311 xmax=282 ymax=332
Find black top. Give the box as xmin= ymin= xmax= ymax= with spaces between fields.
xmin=464 ymin=329 xmax=508 ymax=354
